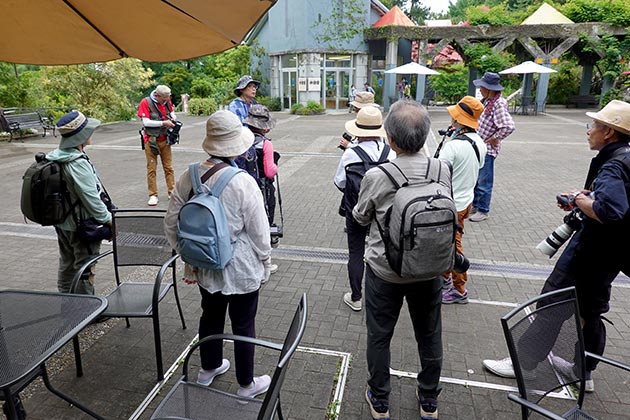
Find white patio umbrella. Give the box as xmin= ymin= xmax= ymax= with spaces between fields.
xmin=499 ymin=61 xmax=557 ymax=74
xmin=0 ymin=0 xmax=277 ymax=65
xmin=385 ymin=62 xmax=441 ymax=75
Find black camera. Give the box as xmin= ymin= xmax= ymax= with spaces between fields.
xmin=453 ymin=252 xmax=470 ymax=273
xmin=166 ymin=120 xmax=183 ymax=145
xmin=338 ymin=132 xmax=352 ymax=150
xmin=438 ymin=126 xmax=455 ymax=137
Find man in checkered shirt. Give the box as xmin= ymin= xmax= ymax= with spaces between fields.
xmin=469 ymin=72 xmax=516 ymax=222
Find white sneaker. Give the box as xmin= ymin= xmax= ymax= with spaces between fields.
xmin=483 ymin=357 xmax=515 ymax=378
xmin=343 ymin=292 xmax=362 ymax=311
xmin=197 ymin=359 xmax=230 ymax=386
xmin=237 ymin=375 xmax=271 ymax=398
xmin=585 ymin=378 xmax=595 ymax=393
xmin=148 ymin=195 xmax=159 ymax=206
xmin=270 ymin=264 xmax=278 ymax=274
xmin=550 ymin=355 xmax=594 ymax=392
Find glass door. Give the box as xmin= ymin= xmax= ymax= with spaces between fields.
xmin=282 ymin=70 xmax=297 ymax=110
xmin=324 ymin=70 xmax=352 ymax=111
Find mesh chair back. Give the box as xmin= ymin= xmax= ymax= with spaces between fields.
xmin=258 ymin=293 xmax=308 ymax=420
xmin=112 ymin=209 xmax=173 ymax=267
xmin=501 ymin=287 xmax=586 ymax=407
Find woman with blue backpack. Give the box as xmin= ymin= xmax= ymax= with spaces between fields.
xmin=164 ymin=110 xmax=273 ymax=400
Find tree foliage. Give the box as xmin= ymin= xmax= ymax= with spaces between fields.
xmin=312 ymin=0 xmax=367 ymax=50
xmin=463 ymin=43 xmax=515 ymax=74
xmin=561 ymin=0 xmax=630 ymax=27
xmin=429 ymin=63 xmax=469 ymax=103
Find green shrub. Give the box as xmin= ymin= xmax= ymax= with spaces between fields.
xmin=306 ymin=100 xmax=324 ymax=112
xmin=430 ymin=64 xmax=468 ymax=103
xmin=290 ymin=101 xmax=324 ymax=115
xmin=290 ymin=103 xmax=303 ymax=114
xmin=547 ymin=59 xmax=581 ymax=105
xmin=188 ymin=97 xmax=218 ymax=116
xmin=257 ymin=96 xmax=281 ymax=111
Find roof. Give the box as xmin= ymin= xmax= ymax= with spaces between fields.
xmin=372 ymin=5 xmax=416 ymax=27
xmin=521 ymin=3 xmax=574 ymax=25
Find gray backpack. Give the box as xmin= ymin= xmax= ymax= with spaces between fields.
xmin=376 ymin=158 xmax=457 ymax=279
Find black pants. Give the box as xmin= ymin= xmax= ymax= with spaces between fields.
xmin=519 ymin=265 xmax=617 ymax=372
xmin=365 ymin=265 xmax=443 ymax=400
xmin=346 ymin=217 xmax=369 ymax=301
xmin=198 ymin=286 xmax=259 ymax=386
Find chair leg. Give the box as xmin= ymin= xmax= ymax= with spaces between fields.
xmin=277 ymin=396 xmax=284 ymax=420
xmin=153 ymin=315 xmax=164 ymax=381
xmin=172 ymin=280 xmax=187 ymax=330
xmin=73 ymin=336 xmax=84 ymax=377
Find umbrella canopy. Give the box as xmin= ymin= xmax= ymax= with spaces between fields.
xmin=385 ymin=62 xmax=440 ymax=75
xmin=0 ymin=0 xmax=276 ymax=65
xmin=499 ymin=61 xmax=557 ymax=74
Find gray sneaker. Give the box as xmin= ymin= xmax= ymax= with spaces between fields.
xmin=343 ymin=292 xmax=362 ymax=311
xmin=469 ymin=211 xmax=489 ymax=222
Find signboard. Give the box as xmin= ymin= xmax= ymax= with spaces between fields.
xmin=308 ymin=77 xmax=321 ymax=91
xmin=298 ymin=77 xmax=307 ymax=92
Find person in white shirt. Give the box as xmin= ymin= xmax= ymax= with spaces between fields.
xmin=435 ymin=96 xmax=486 ymax=304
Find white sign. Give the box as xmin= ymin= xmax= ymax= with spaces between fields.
xmin=298 ymin=77 xmax=307 ymax=92
xmin=308 ymin=77 xmax=321 ymax=91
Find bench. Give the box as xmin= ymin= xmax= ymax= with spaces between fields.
xmin=567 ymin=95 xmax=599 ymax=109
xmin=2 ymin=111 xmax=56 ymax=142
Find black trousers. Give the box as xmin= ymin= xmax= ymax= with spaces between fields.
xmin=198 ymin=286 xmax=259 ymax=386
xmin=365 ymin=265 xmax=443 ymax=400
xmin=346 ymin=217 xmax=369 ymax=301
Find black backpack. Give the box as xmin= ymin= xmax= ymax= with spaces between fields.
xmin=20 ymin=152 xmax=79 ymax=226
xmin=341 ymin=144 xmax=390 ymax=218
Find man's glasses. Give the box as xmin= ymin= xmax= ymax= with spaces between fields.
xmin=586 ymin=122 xmax=596 ymax=130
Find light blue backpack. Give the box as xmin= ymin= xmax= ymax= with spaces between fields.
xmin=177 ymin=162 xmax=243 ymax=270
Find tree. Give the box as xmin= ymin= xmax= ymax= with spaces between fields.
xmin=312 ymin=0 xmax=367 ymax=50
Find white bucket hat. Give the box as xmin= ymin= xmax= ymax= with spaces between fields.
xmin=345 ymin=106 xmax=387 ymax=138
xmin=202 ymin=111 xmax=254 ymax=157
xmin=586 ymin=100 xmax=630 ymax=135
xmin=350 ymin=91 xmax=379 ymax=109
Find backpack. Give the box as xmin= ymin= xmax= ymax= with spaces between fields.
xmin=20 ymin=152 xmax=79 ymax=226
xmin=234 ymin=145 xmax=260 ymax=186
xmin=376 ymin=158 xmax=457 ymax=279
xmin=342 ymin=144 xmax=391 ymax=218
xmin=176 ymin=162 xmax=243 ymax=270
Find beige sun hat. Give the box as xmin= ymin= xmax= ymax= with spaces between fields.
xmin=345 ymin=106 xmax=387 ymax=138
xmin=586 ymin=100 xmax=630 ymax=135
xmin=202 ymin=110 xmax=254 ymax=157
xmin=350 ymin=91 xmax=379 ymax=109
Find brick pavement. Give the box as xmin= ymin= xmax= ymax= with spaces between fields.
xmin=1 ymin=106 xmax=630 ymax=419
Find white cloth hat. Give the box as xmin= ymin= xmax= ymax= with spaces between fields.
xmin=345 ymin=106 xmax=387 ymax=138
xmin=202 ymin=111 xmax=254 ymax=157
xmin=586 ymin=100 xmax=630 ymax=135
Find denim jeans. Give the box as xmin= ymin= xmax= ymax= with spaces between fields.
xmin=365 ymin=265 xmax=443 ymax=400
xmin=472 ymin=154 xmax=495 ymax=214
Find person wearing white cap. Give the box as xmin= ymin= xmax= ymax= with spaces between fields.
xmin=164 ymin=110 xmax=273 ymax=399
xmin=483 ymin=100 xmax=630 ymax=394
xmin=46 ymin=110 xmax=112 ymax=295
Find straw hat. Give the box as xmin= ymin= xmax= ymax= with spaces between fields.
xmin=586 ymin=100 xmax=630 ymax=136
xmin=350 ymin=92 xmax=379 ymax=109
xmin=345 ymin=106 xmax=387 ymax=138
xmin=473 ymin=72 xmax=504 ymax=91
xmin=244 ymin=104 xmax=276 ymax=131
xmin=202 ymin=111 xmax=254 ymax=157
xmin=56 ymin=111 xmax=101 ymax=149
xmin=447 ymin=96 xmax=484 ymax=130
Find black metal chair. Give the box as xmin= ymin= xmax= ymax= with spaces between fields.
xmin=150 ymin=293 xmax=308 ymax=420
xmin=501 ymin=286 xmax=630 ymax=419
xmin=71 ymin=208 xmax=187 ymax=381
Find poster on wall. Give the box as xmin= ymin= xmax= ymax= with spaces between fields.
xmin=308 ymin=77 xmax=321 ymax=91
xmin=298 ymin=77 xmax=307 ymax=91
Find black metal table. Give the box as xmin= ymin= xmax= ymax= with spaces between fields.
xmin=0 ymin=290 xmax=107 ymax=419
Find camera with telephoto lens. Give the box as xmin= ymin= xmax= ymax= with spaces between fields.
xmin=536 ymin=193 xmax=584 ymax=257
xmin=338 ymin=132 xmax=352 ymax=150
xmin=438 ymin=126 xmax=455 ymax=137
xmin=453 ymin=252 xmax=470 ymax=273
xmin=166 ymin=120 xmax=183 ymax=145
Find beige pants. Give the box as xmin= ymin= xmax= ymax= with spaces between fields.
xmin=145 ymin=138 xmax=175 ymax=197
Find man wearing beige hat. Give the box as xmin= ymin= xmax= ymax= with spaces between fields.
xmin=164 ymin=110 xmax=273 ymax=399
xmin=483 ymin=100 xmax=630 ymax=394
xmin=334 ymin=106 xmax=395 ymax=311
xmin=339 ymin=91 xmax=379 ymax=149
xmin=46 ymin=110 xmax=112 ymax=295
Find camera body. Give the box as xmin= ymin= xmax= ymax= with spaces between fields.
xmin=453 ymin=252 xmax=470 ymax=273
xmin=166 ymin=120 xmax=183 ymax=145
xmin=556 ymin=192 xmax=579 ymax=210
xmin=338 ymin=132 xmax=353 ymax=150
xmin=438 ymin=126 xmax=455 ymax=137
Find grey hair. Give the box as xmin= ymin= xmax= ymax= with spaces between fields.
xmin=155 ymin=85 xmax=171 ymax=97
xmin=384 ymin=99 xmax=431 ymax=153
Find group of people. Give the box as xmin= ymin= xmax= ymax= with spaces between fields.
xmin=44 ymin=68 xmax=630 ymax=420
xmin=397 ymin=77 xmax=411 ymax=99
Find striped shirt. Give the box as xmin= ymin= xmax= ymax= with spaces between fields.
xmin=477 ymin=94 xmax=515 ymax=157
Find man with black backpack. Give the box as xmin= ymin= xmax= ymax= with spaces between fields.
xmin=334 ymin=106 xmax=395 ymax=311
xmin=353 ymin=100 xmax=449 ymax=420
xmin=46 ymin=111 xmax=112 ymax=294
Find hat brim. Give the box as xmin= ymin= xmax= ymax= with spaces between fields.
xmin=586 ymin=111 xmax=630 ymax=135
xmin=203 ymin=126 xmax=254 ymax=158
xmin=447 ymin=104 xmax=479 ymax=130
xmin=473 ymin=79 xmax=504 ymax=91
xmin=350 ymin=101 xmax=379 ymax=109
xmin=345 ymin=118 xmax=387 ymax=138
xmin=59 ymin=118 xmax=100 ymax=149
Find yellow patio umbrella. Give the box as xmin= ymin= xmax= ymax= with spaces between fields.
xmin=0 ymin=0 xmax=276 ymax=65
